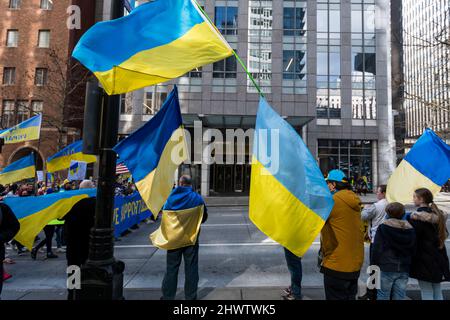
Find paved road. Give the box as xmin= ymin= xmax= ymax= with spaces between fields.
xmin=2 ymin=193 xmax=450 ymax=300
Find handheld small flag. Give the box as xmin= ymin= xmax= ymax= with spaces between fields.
xmin=387 ymin=128 xmax=450 ymax=204
xmin=4 ymin=188 xmax=97 ymax=249
xmin=0 ymin=153 xmax=36 ymax=185
xmin=113 ymin=87 xmax=188 ymax=217
xmin=68 ymin=160 xmax=87 ymax=181
xmin=72 ymin=0 xmax=233 ymax=94
xmin=249 ymin=98 xmax=334 ymax=257
xmin=0 ymin=114 xmax=42 ymax=144
xmin=46 ymin=172 xmax=54 ymax=183
xmin=46 ymin=140 xmax=97 ymax=173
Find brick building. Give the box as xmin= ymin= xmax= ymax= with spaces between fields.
xmin=0 ymin=0 xmax=96 ymax=172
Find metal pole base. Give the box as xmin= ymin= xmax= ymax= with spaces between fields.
xmin=75 ymin=228 xmax=125 ymax=300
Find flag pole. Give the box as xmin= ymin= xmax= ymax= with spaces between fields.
xmin=76 ymin=0 xmax=124 ymax=300
xmin=193 ymin=0 xmax=265 ymax=97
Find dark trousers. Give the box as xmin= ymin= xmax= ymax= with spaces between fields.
xmin=34 ymin=225 xmax=55 ymax=253
xmin=284 ymin=248 xmax=303 ymax=299
xmin=324 ymin=274 xmax=358 ymax=300
xmin=162 ymin=242 xmax=199 ymax=300
xmin=0 ymin=244 xmax=4 ymax=297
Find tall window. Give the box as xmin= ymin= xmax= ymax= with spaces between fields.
xmin=35 ymin=68 xmax=48 ymax=86
xmin=3 ymin=67 xmax=15 ymax=85
xmin=40 ymin=0 xmax=53 ymax=10
xmin=31 ymin=101 xmax=43 ymax=115
xmin=318 ymin=139 xmax=373 ymax=188
xmin=6 ymin=30 xmax=19 ymax=47
xmin=316 ymin=0 xmax=341 ymax=119
xmin=17 ymin=101 xmax=29 ymax=123
xmin=38 ymin=30 xmax=50 ymax=48
xmin=213 ymin=55 xmax=237 ymax=79
xmin=9 ymin=0 xmax=20 ymax=9
xmin=215 ymin=5 xmax=238 ymax=35
xmin=351 ymin=0 xmax=376 ymax=120
xmin=143 ymin=90 xmax=167 ymax=115
xmin=283 ymin=0 xmax=307 ymax=94
xmin=119 ymin=94 xmax=131 ymax=115
xmin=248 ymin=0 xmax=273 ymax=94
xmin=283 ymin=1 xmax=307 ymax=36
xmin=1 ymin=100 xmax=15 ymax=128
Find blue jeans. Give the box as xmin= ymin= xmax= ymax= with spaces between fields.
xmin=162 ymin=242 xmax=199 ymax=300
xmin=284 ymin=248 xmax=302 ymax=299
xmin=377 ymin=271 xmax=409 ymax=300
xmin=418 ymin=280 xmax=443 ymax=300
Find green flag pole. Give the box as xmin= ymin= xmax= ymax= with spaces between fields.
xmin=193 ymin=0 xmax=265 ymax=98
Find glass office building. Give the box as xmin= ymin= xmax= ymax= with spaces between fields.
xmin=403 ymin=0 xmax=450 ymax=147
xmin=120 ymin=0 xmax=396 ymax=196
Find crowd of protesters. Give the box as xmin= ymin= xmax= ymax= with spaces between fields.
xmin=0 ymin=176 xmax=154 ymax=299
xmin=282 ymin=170 xmax=449 ymax=301
xmin=0 ymin=170 xmax=449 ymax=300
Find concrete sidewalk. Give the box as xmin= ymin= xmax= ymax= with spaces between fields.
xmin=2 ymin=286 xmax=450 ymax=300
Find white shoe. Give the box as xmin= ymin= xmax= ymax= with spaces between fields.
xmin=56 ymin=248 xmax=66 ymax=253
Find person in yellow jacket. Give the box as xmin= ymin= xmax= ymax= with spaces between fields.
xmin=320 ymin=169 xmax=365 ymax=300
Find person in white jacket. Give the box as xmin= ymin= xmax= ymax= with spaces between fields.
xmin=359 ymin=184 xmax=388 ymax=300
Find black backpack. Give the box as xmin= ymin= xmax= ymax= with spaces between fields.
xmin=0 ymin=203 xmax=20 ymax=243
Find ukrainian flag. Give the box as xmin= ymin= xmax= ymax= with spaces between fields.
xmin=150 ymin=186 xmax=205 ymax=250
xmin=0 ymin=114 xmax=42 ymax=144
xmin=249 ymin=98 xmax=334 ymax=257
xmin=387 ymin=128 xmax=450 ymax=204
xmin=0 ymin=153 xmax=35 ymax=185
xmin=4 ymin=188 xmax=97 ymax=249
xmin=72 ymin=0 xmax=233 ymax=95
xmin=113 ymin=86 xmax=188 ymax=218
xmin=46 ymin=140 xmax=97 ymax=173
xmin=69 ymin=162 xmax=79 ymax=175
xmin=46 ymin=172 xmax=54 ymax=183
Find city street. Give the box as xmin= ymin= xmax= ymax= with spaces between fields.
xmin=2 ymin=193 xmax=450 ymax=300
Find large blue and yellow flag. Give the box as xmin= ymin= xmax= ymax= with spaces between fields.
xmin=0 ymin=114 xmax=42 ymax=144
xmin=4 ymin=188 xmax=97 ymax=249
xmin=114 ymin=87 xmax=188 ymax=217
xmin=249 ymin=98 xmax=334 ymax=257
xmin=387 ymin=128 xmax=450 ymax=204
xmin=72 ymin=0 xmax=233 ymax=95
xmin=150 ymin=186 xmax=205 ymax=250
xmin=0 ymin=153 xmax=35 ymax=185
xmin=46 ymin=140 xmax=97 ymax=173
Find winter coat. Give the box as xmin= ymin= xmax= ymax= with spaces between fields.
xmin=320 ymin=189 xmax=365 ymax=279
xmin=0 ymin=203 xmax=20 ymax=261
xmin=371 ymin=218 xmax=416 ymax=273
xmin=408 ymin=207 xmax=450 ymax=283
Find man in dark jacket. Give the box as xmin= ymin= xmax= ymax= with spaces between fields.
xmin=62 ymin=180 xmax=96 ymax=300
xmin=0 ymin=203 xmax=20 ymax=297
xmin=372 ymin=202 xmax=416 ymax=300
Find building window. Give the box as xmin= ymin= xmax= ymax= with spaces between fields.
xmin=186 ymin=67 xmax=202 ymax=78
xmin=283 ymin=1 xmax=307 ymax=36
xmin=351 ymin=1 xmax=376 ymax=120
xmin=316 ymin=1 xmax=341 ymax=119
xmin=31 ymin=101 xmax=43 ymax=115
xmin=40 ymin=0 xmax=53 ymax=10
xmin=35 ymin=68 xmax=48 ymax=86
xmin=17 ymin=100 xmax=29 ymax=123
xmin=38 ymin=30 xmax=50 ymax=48
xmin=213 ymin=55 xmax=237 ymax=78
xmin=143 ymin=90 xmax=168 ymax=115
xmin=248 ymin=0 xmax=273 ymax=94
xmin=318 ymin=139 xmax=373 ymax=190
xmin=1 ymin=101 xmax=15 ymax=128
xmin=6 ymin=30 xmax=19 ymax=47
xmin=9 ymin=0 xmax=20 ymax=9
xmin=2 ymin=67 xmax=15 ymax=85
xmin=215 ymin=5 xmax=238 ymax=35
xmin=119 ymin=94 xmax=132 ymax=115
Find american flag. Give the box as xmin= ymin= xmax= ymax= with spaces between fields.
xmin=116 ymin=162 xmax=130 ymax=175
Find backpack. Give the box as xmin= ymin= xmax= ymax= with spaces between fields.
xmin=0 ymin=203 xmax=20 ymax=243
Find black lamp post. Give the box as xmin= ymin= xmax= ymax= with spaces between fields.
xmin=76 ymin=0 xmax=125 ymax=300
